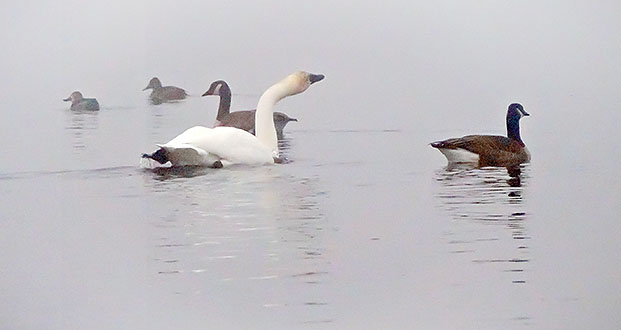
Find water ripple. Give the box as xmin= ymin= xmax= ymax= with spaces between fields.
xmin=435 ymin=164 xmax=531 ymax=285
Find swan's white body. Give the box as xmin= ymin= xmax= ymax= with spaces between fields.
xmin=144 ymin=71 xmax=323 ymax=168
xmin=157 ymin=126 xmax=274 ymax=167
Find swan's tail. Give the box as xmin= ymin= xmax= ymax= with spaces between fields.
xmin=142 ymin=148 xmax=168 ymax=164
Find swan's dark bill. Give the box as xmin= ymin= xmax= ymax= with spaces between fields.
xmin=309 ymin=74 xmax=325 ymax=84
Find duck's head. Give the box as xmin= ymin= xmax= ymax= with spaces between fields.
xmin=280 ymin=71 xmax=325 ymax=96
xmin=63 ymin=91 xmax=83 ymax=102
xmin=507 ymin=103 xmax=529 ymax=121
xmin=202 ymin=80 xmax=231 ymax=97
xmin=143 ymin=77 xmax=162 ymax=91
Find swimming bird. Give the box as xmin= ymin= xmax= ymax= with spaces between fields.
xmin=202 ymin=80 xmax=298 ymax=137
xmin=142 ymin=71 xmax=325 ymax=168
xmin=143 ymin=77 xmax=188 ymax=104
xmin=63 ymin=91 xmax=100 ymax=111
xmin=430 ymin=103 xmax=530 ymax=167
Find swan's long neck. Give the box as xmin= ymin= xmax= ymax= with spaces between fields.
xmin=255 ymin=83 xmax=288 ymax=155
xmin=216 ymin=92 xmax=232 ymax=120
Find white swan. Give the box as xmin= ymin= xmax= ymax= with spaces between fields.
xmin=142 ymin=71 xmax=324 ymax=168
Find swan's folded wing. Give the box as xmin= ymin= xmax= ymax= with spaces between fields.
xmin=164 ymin=126 xmax=274 ymax=165
xmin=201 ymin=127 xmax=275 ymax=164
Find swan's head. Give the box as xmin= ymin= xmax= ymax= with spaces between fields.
xmin=63 ymin=91 xmax=83 ymax=102
xmin=280 ymin=71 xmax=325 ymax=96
xmin=143 ymin=77 xmax=162 ymax=91
xmin=202 ymin=80 xmax=231 ymax=97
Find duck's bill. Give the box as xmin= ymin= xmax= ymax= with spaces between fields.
xmin=63 ymin=97 xmax=71 ymax=101
xmin=309 ymin=73 xmax=325 ymax=84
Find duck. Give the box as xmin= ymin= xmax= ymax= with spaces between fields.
xmin=63 ymin=91 xmax=100 ymax=111
xmin=202 ymin=80 xmax=298 ymax=137
xmin=430 ymin=103 xmax=530 ymax=167
xmin=142 ymin=77 xmax=188 ymax=104
xmin=142 ymin=71 xmax=324 ymax=168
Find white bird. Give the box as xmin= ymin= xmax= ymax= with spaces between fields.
xmin=142 ymin=71 xmax=325 ymax=168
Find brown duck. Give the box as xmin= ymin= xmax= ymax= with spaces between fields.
xmin=63 ymin=91 xmax=100 ymax=111
xmin=143 ymin=77 xmax=188 ymax=105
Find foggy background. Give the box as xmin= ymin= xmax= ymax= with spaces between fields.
xmin=3 ymin=1 xmax=620 ymax=125
xmin=1 ymin=1 xmax=620 ymax=329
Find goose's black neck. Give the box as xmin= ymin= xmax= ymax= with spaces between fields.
xmin=507 ymin=116 xmax=524 ymax=146
xmin=215 ymin=89 xmax=232 ymax=121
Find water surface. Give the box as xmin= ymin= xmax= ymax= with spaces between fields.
xmin=2 ymin=1 xmax=621 ymax=329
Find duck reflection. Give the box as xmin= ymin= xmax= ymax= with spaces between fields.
xmin=65 ymin=109 xmax=99 ymax=151
xmin=435 ymin=164 xmax=530 ymax=283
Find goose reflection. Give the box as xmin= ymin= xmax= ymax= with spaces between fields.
xmin=435 ymin=164 xmax=530 ymax=283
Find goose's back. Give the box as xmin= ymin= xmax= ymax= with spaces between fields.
xmin=216 ymin=110 xmax=296 ymax=134
xmin=432 ymin=135 xmax=530 ymax=166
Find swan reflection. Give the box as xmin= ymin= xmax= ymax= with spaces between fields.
xmin=142 ymin=165 xmax=331 ymax=323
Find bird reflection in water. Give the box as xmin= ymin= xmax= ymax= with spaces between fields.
xmin=141 ymin=143 xmax=332 ymax=323
xmin=65 ymin=110 xmax=99 ymax=151
xmin=435 ymin=163 xmax=530 ymax=284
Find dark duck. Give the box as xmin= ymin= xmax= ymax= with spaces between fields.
xmin=63 ymin=91 xmax=100 ymax=111
xmin=143 ymin=77 xmax=188 ymax=104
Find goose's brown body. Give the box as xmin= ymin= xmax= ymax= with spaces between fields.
xmin=431 ymin=103 xmax=530 ymax=167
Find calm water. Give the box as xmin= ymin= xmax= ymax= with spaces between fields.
xmin=2 ymin=1 xmax=621 ymax=329
xmin=1 ymin=94 xmax=619 ymax=329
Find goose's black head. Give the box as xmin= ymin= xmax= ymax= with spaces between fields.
xmin=202 ymin=80 xmax=231 ymax=98
xmin=507 ymin=103 xmax=529 ymax=121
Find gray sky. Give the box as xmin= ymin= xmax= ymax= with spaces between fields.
xmin=1 ymin=0 xmax=620 ymax=131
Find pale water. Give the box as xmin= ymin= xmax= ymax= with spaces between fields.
xmin=1 ymin=1 xmax=620 ymax=329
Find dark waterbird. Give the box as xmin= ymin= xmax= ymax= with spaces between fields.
xmin=143 ymin=77 xmax=188 ymax=105
xmin=63 ymin=91 xmax=100 ymax=111
xmin=431 ymin=103 xmax=530 ymax=167
xmin=203 ymin=80 xmax=298 ymax=138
